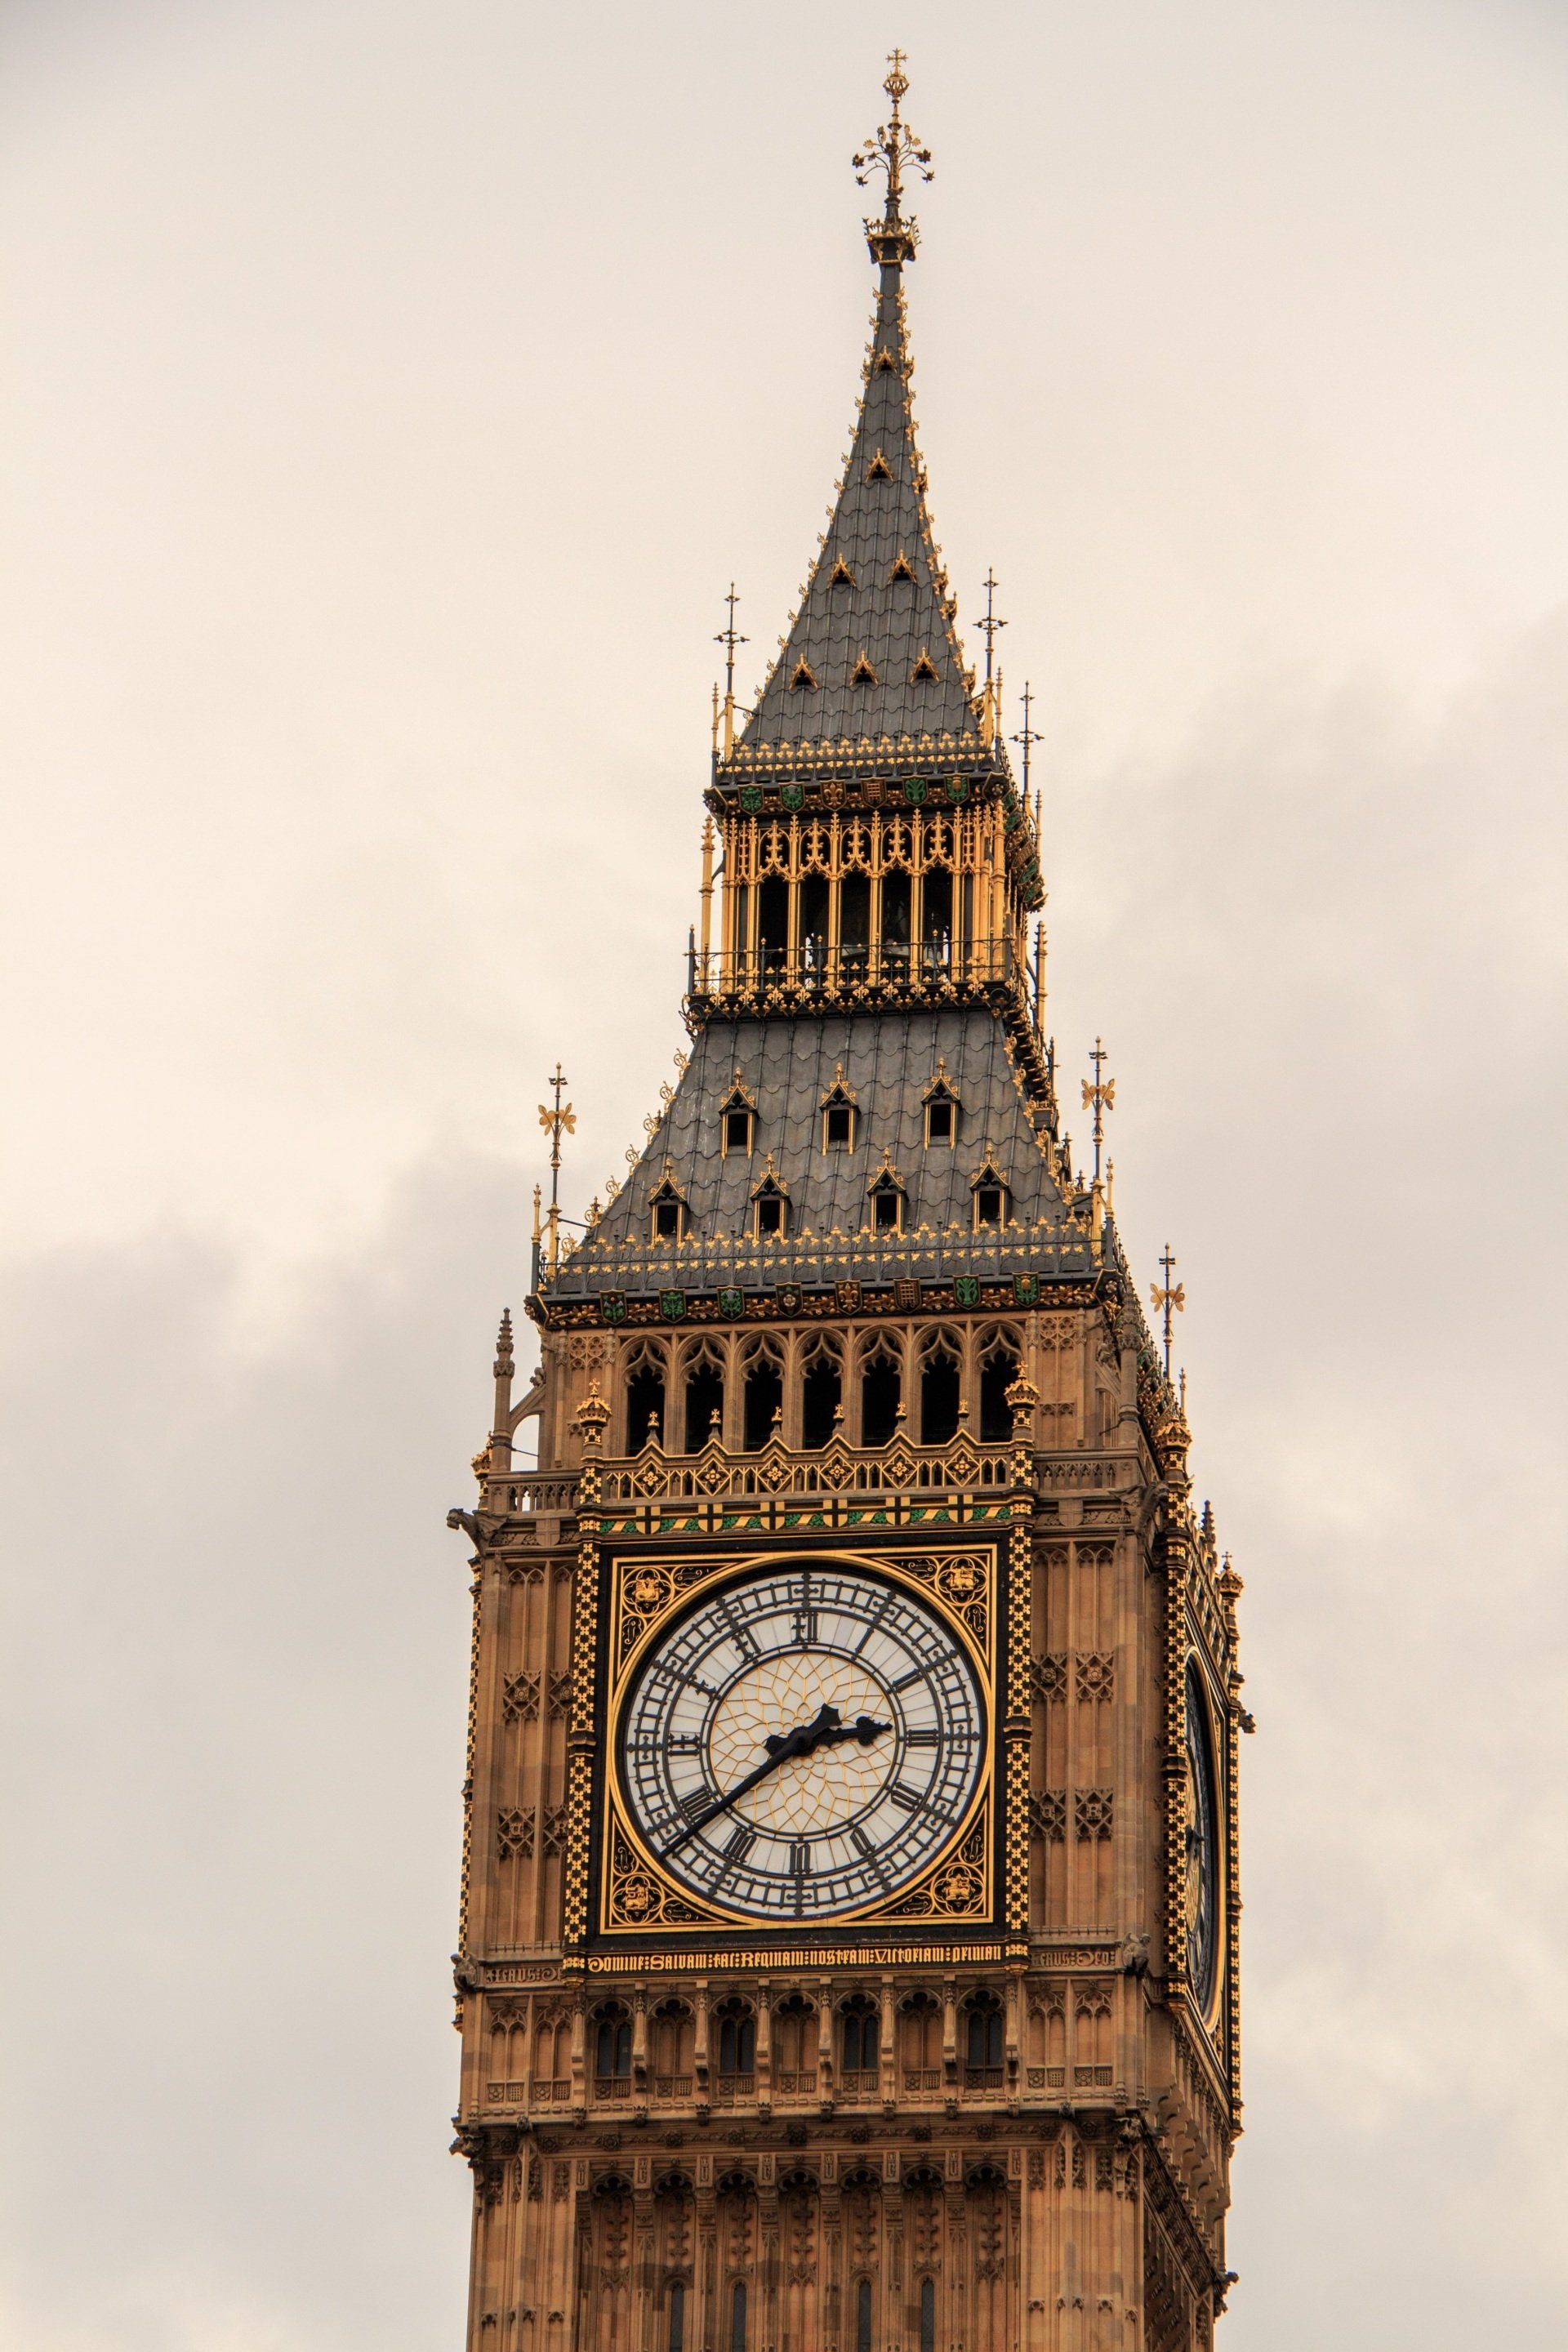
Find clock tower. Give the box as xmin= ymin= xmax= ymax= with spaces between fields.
xmin=448 ymin=58 xmax=1244 ymax=2352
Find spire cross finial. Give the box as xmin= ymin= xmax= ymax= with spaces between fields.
xmin=1011 ymin=678 xmax=1042 ymax=793
xmin=715 ymin=581 xmax=748 ymax=754
xmin=973 ymin=568 xmax=1008 ymax=686
xmin=1150 ymin=1244 xmax=1187 ymax=1379
xmin=853 ymin=52 xmax=932 ymax=261
xmin=1081 ymin=1036 xmax=1115 ymax=1182
xmin=537 ymin=1061 xmax=576 ymax=1274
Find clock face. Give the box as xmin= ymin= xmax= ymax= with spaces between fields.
xmin=1183 ymin=1659 xmax=1220 ymax=2008
xmin=617 ymin=1561 xmax=987 ymax=1921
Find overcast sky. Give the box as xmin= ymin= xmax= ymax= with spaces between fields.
xmin=3 ymin=2 xmax=1566 ymax=2345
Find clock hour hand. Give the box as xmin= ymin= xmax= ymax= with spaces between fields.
xmin=658 ymin=1702 xmax=891 ymax=1860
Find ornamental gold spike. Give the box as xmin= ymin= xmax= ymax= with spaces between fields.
xmin=1151 ymin=1244 xmax=1187 ymax=1379
xmin=853 ymin=50 xmax=933 ymax=265
xmin=1081 ymin=1038 xmax=1115 ymax=1181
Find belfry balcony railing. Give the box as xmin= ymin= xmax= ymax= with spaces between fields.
xmin=596 ymin=1430 xmax=1013 ymax=1509
xmin=687 ymin=934 xmax=1029 ymax=1009
xmin=486 ymin=1445 xmax=1129 ymax=1522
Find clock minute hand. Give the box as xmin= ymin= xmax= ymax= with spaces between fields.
xmin=657 ymin=1710 xmax=827 ymax=1860
xmin=657 ymin=1704 xmax=891 ymax=1863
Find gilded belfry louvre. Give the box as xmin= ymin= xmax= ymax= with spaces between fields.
xmin=445 ymin=56 xmax=1244 ymax=2352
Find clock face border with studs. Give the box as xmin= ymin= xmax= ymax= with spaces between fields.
xmin=1183 ymin=1655 xmax=1223 ymax=2019
xmin=593 ymin=1545 xmax=999 ymax=1940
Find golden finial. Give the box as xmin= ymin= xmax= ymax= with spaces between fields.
xmin=537 ymin=1062 xmax=575 ymax=1275
xmin=1081 ymin=1039 xmax=1115 ymax=1182
xmin=1151 ymin=1244 xmax=1186 ymax=1379
xmin=853 ymin=51 xmax=933 ymax=265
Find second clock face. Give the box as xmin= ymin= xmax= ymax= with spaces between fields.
xmin=617 ymin=1561 xmax=987 ymax=1921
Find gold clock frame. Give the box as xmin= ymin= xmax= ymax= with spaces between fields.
xmin=592 ymin=1543 xmax=999 ymax=1941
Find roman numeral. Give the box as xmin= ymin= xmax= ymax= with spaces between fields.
xmin=720 ymin=1601 xmax=760 ymax=1661
xmin=723 ymin=1825 xmax=756 ymax=1862
xmin=903 ymin=1727 xmax=941 ymax=1745
xmin=792 ymin=1609 xmax=818 ymax=1646
xmin=891 ymin=1668 xmax=924 ymax=1694
xmin=679 ymin=1789 xmax=712 ymax=1821
xmin=666 ymin=1735 xmax=702 ymax=1753
xmin=887 ymin=1780 xmax=926 ymax=1813
xmin=790 ymin=1842 xmax=812 ymax=1877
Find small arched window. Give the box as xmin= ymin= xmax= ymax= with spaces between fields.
xmin=964 ymin=1993 xmax=1004 ymax=2071
xmin=715 ymin=1998 xmax=755 ymax=2076
xmin=840 ymin=1995 xmax=880 ymax=2071
xmin=720 ymin=1077 xmax=757 ymax=1157
xmin=594 ymin=2004 xmax=632 ymax=2078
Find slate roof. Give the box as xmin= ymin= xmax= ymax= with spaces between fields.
xmin=738 ymin=252 xmax=982 ymax=755
xmin=544 ymin=1008 xmax=1089 ymax=1303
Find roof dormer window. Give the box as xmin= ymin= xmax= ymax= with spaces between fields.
xmin=922 ymin=1062 xmax=960 ymax=1147
xmin=819 ymin=1065 xmax=858 ymax=1152
xmin=868 ymin=1154 xmax=906 ymax=1236
xmin=649 ymin=1178 xmax=689 ymax=1243
xmin=751 ymin=1157 xmax=791 ymax=1241
xmin=719 ymin=1076 xmax=757 ymax=1157
xmin=970 ymin=1159 xmax=1010 ymax=1231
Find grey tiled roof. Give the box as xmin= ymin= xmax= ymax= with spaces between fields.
xmin=545 ymin=1008 xmax=1087 ymax=1303
xmin=740 ymin=258 xmax=982 ymax=753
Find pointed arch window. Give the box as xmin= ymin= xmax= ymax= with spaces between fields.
xmin=889 ymin=550 xmax=916 ymax=582
xmin=829 ymin=555 xmax=857 ymax=586
xmin=800 ymin=1336 xmax=843 ymax=1450
xmin=788 ymin=657 xmax=819 ymax=692
xmin=741 ymin=1339 xmax=784 ymax=1451
xmin=681 ymin=1343 xmax=725 ymax=1454
xmin=624 ymin=1342 xmax=668 ymax=1453
xmin=918 ymin=1333 xmax=962 ymax=1446
xmin=978 ymin=1328 xmax=1022 ymax=1443
xmin=719 ymin=1077 xmax=756 ymax=1158
xmin=820 ymin=1066 xmax=858 ymax=1152
xmin=860 ymin=1340 xmax=902 ymax=1447
xmin=910 ymin=649 xmax=939 ymax=682
xmin=851 ymin=652 xmax=880 ymax=686
xmin=866 ymin=448 xmax=893 ymax=481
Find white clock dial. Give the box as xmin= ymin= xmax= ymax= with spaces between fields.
xmin=617 ymin=1562 xmax=986 ymax=1921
